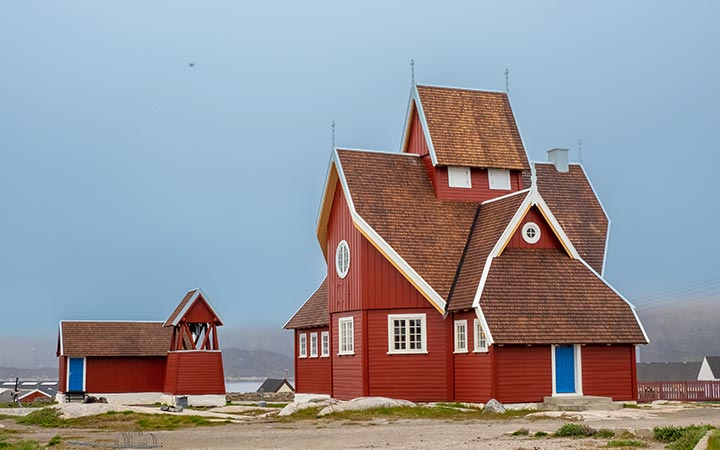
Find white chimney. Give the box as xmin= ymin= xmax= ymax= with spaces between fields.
xmin=547 ymin=148 xmax=569 ymax=173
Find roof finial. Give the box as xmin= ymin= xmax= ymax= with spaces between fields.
xmin=410 ymin=59 xmax=415 ymax=85
xmin=331 ymin=120 xmax=336 ymax=149
xmin=505 ymin=68 xmax=510 ymax=93
xmin=577 ymin=138 xmax=583 ymax=164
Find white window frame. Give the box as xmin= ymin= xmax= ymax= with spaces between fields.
xmin=473 ymin=319 xmax=488 ymax=353
xmin=522 ymin=222 xmax=541 ymax=244
xmin=299 ymin=333 xmax=307 ymax=358
xmin=321 ymin=331 xmax=330 ymax=357
xmin=335 ymin=240 xmax=350 ymax=279
xmin=454 ymin=320 xmax=468 ymax=353
xmin=310 ymin=332 xmax=318 ymax=358
xmin=338 ymin=317 xmax=355 ymax=356
xmin=488 ymin=168 xmax=511 ymax=190
xmin=387 ymin=313 xmax=428 ymax=355
xmin=448 ymin=166 xmax=472 ymax=188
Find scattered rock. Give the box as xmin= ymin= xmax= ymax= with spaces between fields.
xmin=278 ymin=399 xmax=337 ymax=416
xmin=482 ymin=399 xmax=506 ymax=414
xmin=318 ymin=397 xmax=415 ymax=416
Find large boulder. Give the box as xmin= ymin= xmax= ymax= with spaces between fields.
xmin=482 ymin=398 xmax=506 ymax=414
xmin=278 ymin=398 xmax=337 ymax=417
xmin=318 ymin=397 xmax=415 ymax=416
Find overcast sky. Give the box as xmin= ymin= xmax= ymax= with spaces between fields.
xmin=1 ymin=1 xmax=718 ymax=341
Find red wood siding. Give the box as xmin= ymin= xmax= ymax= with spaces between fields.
xmin=582 ymin=345 xmax=636 ymax=400
xmin=58 ymin=356 xmax=67 ymax=393
xmin=164 ymin=351 xmax=225 ymax=395
xmin=331 ymin=311 xmax=364 ymax=400
xmin=85 ymin=356 xmax=166 ymax=393
xmin=361 ymin=236 xmax=429 ymax=310
xmin=327 ymin=184 xmax=363 ymax=314
xmin=434 ymin=167 xmax=523 ymax=202
xmin=495 ymin=345 xmax=552 ymax=403
xmin=452 ymin=311 xmax=492 ymax=402
xmin=19 ymin=391 xmax=50 ymax=404
xmin=507 ymin=206 xmax=562 ymax=249
xmin=182 ymin=297 xmax=218 ymax=323
xmin=295 ymin=328 xmax=331 ymax=394
xmin=405 ymin=108 xmax=429 ymax=157
xmin=366 ymin=308 xmax=449 ymax=401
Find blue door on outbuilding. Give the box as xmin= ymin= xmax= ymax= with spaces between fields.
xmin=555 ymin=345 xmax=575 ymax=394
xmin=68 ymin=358 xmax=84 ymax=392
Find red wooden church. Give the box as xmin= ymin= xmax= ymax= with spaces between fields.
xmin=285 ymin=84 xmax=648 ymax=404
xmin=57 ymin=288 xmax=226 ymax=406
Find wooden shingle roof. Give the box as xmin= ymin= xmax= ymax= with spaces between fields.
xmin=534 ymin=163 xmax=609 ymax=274
xmin=447 ymin=192 xmax=528 ymax=311
xmin=59 ymin=321 xmax=172 ymax=357
xmin=284 ymin=279 xmax=329 ymax=329
xmin=481 ymin=248 xmax=647 ymax=344
xmin=416 ymin=85 xmax=530 ymax=170
xmin=337 ymin=149 xmax=477 ymax=300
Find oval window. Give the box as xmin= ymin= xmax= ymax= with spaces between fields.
xmin=335 ymin=240 xmax=350 ymax=278
xmin=522 ymin=222 xmax=541 ymax=244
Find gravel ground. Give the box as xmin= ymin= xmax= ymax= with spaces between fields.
xmin=2 ymin=403 xmax=719 ymax=449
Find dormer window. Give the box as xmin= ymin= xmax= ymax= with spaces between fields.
xmin=488 ymin=168 xmax=511 ymax=190
xmin=448 ymin=166 xmax=472 ymax=188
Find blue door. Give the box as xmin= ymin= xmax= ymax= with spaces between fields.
xmin=68 ymin=358 xmax=84 ymax=392
xmin=555 ymin=345 xmax=575 ymax=394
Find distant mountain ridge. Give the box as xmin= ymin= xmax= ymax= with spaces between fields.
xmin=222 ymin=347 xmax=294 ymax=379
xmin=0 ymin=366 xmax=57 ymax=381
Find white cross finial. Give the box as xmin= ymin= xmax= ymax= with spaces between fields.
xmin=331 ymin=120 xmax=336 ymax=149
xmin=505 ymin=68 xmax=510 ymax=93
xmin=578 ymin=138 xmax=583 ymax=164
xmin=411 ymin=59 xmax=415 ymax=85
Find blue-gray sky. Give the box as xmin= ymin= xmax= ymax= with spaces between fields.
xmin=1 ymin=1 xmax=718 ymax=340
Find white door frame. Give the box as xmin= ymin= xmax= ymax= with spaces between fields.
xmin=550 ymin=344 xmax=583 ymax=397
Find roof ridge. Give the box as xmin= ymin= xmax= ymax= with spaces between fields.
xmin=416 ymin=83 xmax=507 ymax=95
xmin=336 ymin=147 xmax=419 ymax=157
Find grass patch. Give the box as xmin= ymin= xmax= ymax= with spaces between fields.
xmin=280 ymin=405 xmax=532 ymax=421
xmin=0 ymin=436 xmax=43 ymax=450
xmin=708 ymin=430 xmax=720 ymax=450
xmin=13 ymin=407 xmax=230 ymax=431
xmin=511 ymin=428 xmax=529 ymax=436
xmin=667 ymin=427 xmax=713 ymax=450
xmin=534 ymin=431 xmax=548 ymax=438
xmin=607 ymin=439 xmax=647 ymax=447
xmin=623 ymin=403 xmax=641 ymax=409
xmin=264 ymin=403 xmax=288 ymax=408
xmin=47 ymin=435 xmax=61 ymax=446
xmin=596 ymin=429 xmax=616 ymax=439
xmin=555 ymin=423 xmax=596 ymax=437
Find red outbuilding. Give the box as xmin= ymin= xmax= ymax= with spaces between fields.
xmin=285 ymin=84 xmax=648 ymax=405
xmin=57 ymin=288 xmax=226 ymax=406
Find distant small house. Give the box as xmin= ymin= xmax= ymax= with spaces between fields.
xmin=18 ymin=389 xmax=52 ymax=404
xmin=57 ymin=288 xmax=226 ymax=406
xmin=698 ymin=357 xmax=720 ymax=381
xmin=0 ymin=388 xmax=13 ymax=403
xmin=636 ymin=362 xmax=702 ymax=381
xmin=257 ymin=378 xmax=294 ymax=394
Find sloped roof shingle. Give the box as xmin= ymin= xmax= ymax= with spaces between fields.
xmin=447 ymin=192 xmax=528 ymax=311
xmin=60 ymin=322 xmax=172 ymax=357
xmin=481 ymin=248 xmax=646 ymax=344
xmin=636 ymin=362 xmax=702 ymax=381
xmin=337 ymin=150 xmax=477 ymax=300
xmin=416 ymin=85 xmax=530 ymax=170
xmin=164 ymin=289 xmax=198 ymax=327
xmin=534 ymin=163 xmax=609 ymax=273
xmin=284 ymin=279 xmax=329 ymax=329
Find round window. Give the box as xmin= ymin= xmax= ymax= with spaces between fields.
xmin=522 ymin=222 xmax=541 ymax=244
xmin=335 ymin=240 xmax=350 ymax=278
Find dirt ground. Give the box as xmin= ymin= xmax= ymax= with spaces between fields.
xmin=3 ymin=403 xmax=720 ymax=449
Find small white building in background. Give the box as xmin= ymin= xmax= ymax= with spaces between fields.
xmin=698 ymin=356 xmax=720 ymax=381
